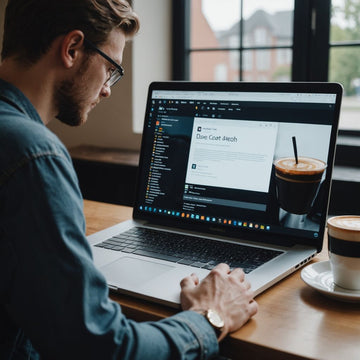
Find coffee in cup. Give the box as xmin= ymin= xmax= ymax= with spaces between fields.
xmin=327 ymin=215 xmax=360 ymax=290
xmin=274 ymin=157 xmax=326 ymax=214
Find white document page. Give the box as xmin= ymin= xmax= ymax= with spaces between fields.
xmin=185 ymin=118 xmax=278 ymax=193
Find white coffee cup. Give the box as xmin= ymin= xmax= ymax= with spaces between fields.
xmin=327 ymin=215 xmax=360 ymax=291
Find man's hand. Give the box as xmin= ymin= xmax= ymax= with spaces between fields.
xmin=180 ymin=263 xmax=258 ymax=341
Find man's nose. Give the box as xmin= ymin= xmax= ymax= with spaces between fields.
xmin=101 ymin=84 xmax=111 ymax=98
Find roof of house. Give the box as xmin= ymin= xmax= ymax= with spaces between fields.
xmin=217 ymin=9 xmax=293 ymax=44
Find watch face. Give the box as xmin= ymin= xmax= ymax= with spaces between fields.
xmin=207 ymin=309 xmax=224 ymax=329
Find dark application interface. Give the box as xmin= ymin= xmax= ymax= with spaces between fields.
xmin=137 ymin=90 xmax=337 ymax=239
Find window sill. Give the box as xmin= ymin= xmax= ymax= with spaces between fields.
xmin=329 ymin=164 xmax=360 ymax=215
xmin=335 ymin=134 xmax=360 ymax=167
xmin=332 ymin=165 xmax=360 ymax=182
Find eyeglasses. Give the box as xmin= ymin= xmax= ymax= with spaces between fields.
xmin=83 ymin=38 xmax=124 ymax=87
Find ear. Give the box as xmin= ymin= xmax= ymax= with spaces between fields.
xmin=60 ymin=30 xmax=85 ymax=69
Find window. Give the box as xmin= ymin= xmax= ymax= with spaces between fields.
xmin=254 ymin=28 xmax=268 ymax=46
xmin=255 ymin=50 xmax=271 ymax=71
xmin=172 ymin=0 xmax=360 ymax=133
xmin=243 ymin=51 xmax=253 ymax=71
xmin=277 ymin=48 xmax=292 ymax=65
xmin=214 ymin=63 xmax=227 ymax=81
xmin=175 ymin=0 xmax=294 ymax=83
xmin=329 ymin=0 xmax=360 ymax=131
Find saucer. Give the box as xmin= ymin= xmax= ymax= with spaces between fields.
xmin=301 ymin=261 xmax=360 ymax=303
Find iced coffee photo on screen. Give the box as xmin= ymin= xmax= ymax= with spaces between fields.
xmin=273 ymin=127 xmax=331 ymax=231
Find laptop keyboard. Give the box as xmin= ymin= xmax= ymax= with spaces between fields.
xmin=95 ymin=227 xmax=283 ymax=274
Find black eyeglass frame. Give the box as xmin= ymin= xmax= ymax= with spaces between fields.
xmin=83 ymin=38 xmax=124 ymax=87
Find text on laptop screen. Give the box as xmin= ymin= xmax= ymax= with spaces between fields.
xmin=135 ymin=87 xmax=339 ymax=242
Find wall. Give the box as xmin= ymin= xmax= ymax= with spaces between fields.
xmin=0 ymin=0 xmax=171 ymax=151
xmin=0 ymin=1 xmax=4 ymax=49
xmin=132 ymin=0 xmax=173 ymax=133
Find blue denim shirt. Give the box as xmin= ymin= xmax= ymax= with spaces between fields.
xmin=0 ymin=79 xmax=219 ymax=359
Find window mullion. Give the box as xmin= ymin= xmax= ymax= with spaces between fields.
xmin=239 ymin=0 xmax=244 ymax=81
xmin=172 ymin=0 xmax=189 ymax=80
xmin=309 ymin=0 xmax=331 ymax=81
xmin=292 ymin=0 xmax=312 ymax=80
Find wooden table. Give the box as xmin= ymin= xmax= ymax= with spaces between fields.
xmin=84 ymin=199 xmax=360 ymax=360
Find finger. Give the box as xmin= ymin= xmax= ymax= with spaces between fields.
xmin=191 ymin=273 xmax=200 ymax=285
xmin=249 ymin=300 xmax=259 ymax=317
xmin=229 ymin=267 xmax=245 ymax=281
xmin=212 ymin=263 xmax=230 ymax=274
xmin=244 ymin=280 xmax=251 ymax=290
xmin=180 ymin=273 xmax=199 ymax=289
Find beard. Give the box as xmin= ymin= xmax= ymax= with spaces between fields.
xmin=54 ymin=57 xmax=94 ymax=127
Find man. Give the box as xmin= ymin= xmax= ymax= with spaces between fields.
xmin=0 ymin=0 xmax=258 ymax=359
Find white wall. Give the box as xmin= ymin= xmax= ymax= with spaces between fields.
xmin=0 ymin=0 xmax=172 ymax=151
xmin=132 ymin=0 xmax=172 ymax=133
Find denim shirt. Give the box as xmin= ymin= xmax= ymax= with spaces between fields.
xmin=0 ymin=79 xmax=219 ymax=360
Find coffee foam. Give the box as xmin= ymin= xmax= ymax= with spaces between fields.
xmin=274 ymin=157 xmax=326 ymax=175
xmin=327 ymin=216 xmax=360 ymax=242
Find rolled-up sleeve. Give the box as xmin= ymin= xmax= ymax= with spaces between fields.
xmin=0 ymin=149 xmax=219 ymax=360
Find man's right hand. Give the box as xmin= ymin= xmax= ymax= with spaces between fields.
xmin=180 ymin=263 xmax=258 ymax=342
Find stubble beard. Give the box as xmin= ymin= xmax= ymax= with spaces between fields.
xmin=54 ymin=57 xmax=92 ymax=127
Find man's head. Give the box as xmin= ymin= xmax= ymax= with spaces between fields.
xmin=2 ymin=0 xmax=139 ymax=64
xmin=1 ymin=0 xmax=139 ymax=126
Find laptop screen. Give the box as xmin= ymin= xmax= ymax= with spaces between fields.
xmin=134 ymin=82 xmax=342 ymax=249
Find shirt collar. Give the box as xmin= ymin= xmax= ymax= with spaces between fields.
xmin=0 ymin=78 xmax=43 ymax=125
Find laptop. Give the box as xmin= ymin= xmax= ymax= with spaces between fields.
xmin=88 ymin=81 xmax=342 ymax=308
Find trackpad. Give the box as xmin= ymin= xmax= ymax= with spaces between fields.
xmin=101 ymin=256 xmax=174 ymax=288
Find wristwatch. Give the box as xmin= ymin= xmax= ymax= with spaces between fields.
xmin=197 ymin=309 xmax=225 ymax=339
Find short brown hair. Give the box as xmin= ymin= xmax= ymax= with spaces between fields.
xmin=1 ymin=0 xmax=140 ymax=63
